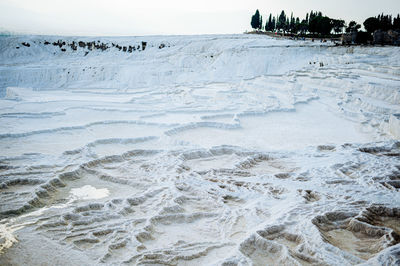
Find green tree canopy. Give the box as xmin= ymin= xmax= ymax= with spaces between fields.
xmin=346 ymin=21 xmax=361 ymax=33
xmin=309 ymin=16 xmax=333 ymax=35
xmin=332 ymin=19 xmax=345 ymax=34
xmin=299 ymin=19 xmax=309 ymax=34
xmin=363 ymin=17 xmax=380 ymax=34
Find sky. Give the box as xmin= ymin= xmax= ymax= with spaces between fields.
xmin=0 ymin=0 xmax=399 ymax=36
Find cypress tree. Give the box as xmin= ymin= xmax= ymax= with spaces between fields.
xmin=251 ymin=10 xmax=261 ymax=30
xmin=295 ymin=17 xmax=300 ymax=34
xmin=394 ymin=14 xmax=400 ymax=30
xmin=290 ymin=12 xmax=295 ymax=33
xmin=272 ymin=17 xmax=276 ymax=31
xmin=266 ymin=14 xmax=273 ymax=31
xmin=379 ymin=14 xmax=392 ymax=31
xmin=278 ymin=10 xmax=287 ymax=32
xmin=286 ymin=18 xmax=290 ymax=32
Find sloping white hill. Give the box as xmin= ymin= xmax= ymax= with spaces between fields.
xmin=0 ymin=34 xmax=399 ymax=265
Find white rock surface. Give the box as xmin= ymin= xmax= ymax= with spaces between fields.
xmin=389 ymin=114 xmax=400 ymax=139
xmin=0 ymin=34 xmax=399 ymax=265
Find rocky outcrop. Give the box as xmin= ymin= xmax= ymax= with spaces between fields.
xmin=13 ymin=38 xmax=163 ymax=56
xmin=341 ymin=32 xmax=357 ymax=45
xmin=341 ymin=30 xmax=400 ymax=45
xmin=388 ymin=30 xmax=400 ymax=45
xmin=373 ymin=30 xmax=400 ymax=45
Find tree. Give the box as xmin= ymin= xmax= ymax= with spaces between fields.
xmin=309 ymin=16 xmax=333 ymax=35
xmin=346 ymin=21 xmax=361 ymax=33
xmin=332 ymin=19 xmax=345 ymax=34
xmin=266 ymin=14 xmax=275 ymax=31
xmin=321 ymin=16 xmax=333 ymax=35
xmin=377 ymin=14 xmax=392 ymax=31
xmin=295 ymin=17 xmax=300 ymax=34
xmin=272 ymin=17 xmax=276 ymax=31
xmin=290 ymin=12 xmax=295 ymax=33
xmin=394 ymin=14 xmax=400 ymax=30
xmin=259 ymin=15 xmax=263 ymax=30
xmin=277 ymin=10 xmax=287 ymax=32
xmin=299 ymin=19 xmax=309 ymax=34
xmin=309 ymin=11 xmax=316 ymax=22
xmin=251 ymin=10 xmax=261 ymax=30
xmin=286 ymin=18 xmax=290 ymax=32
xmin=265 ymin=14 xmax=271 ymax=31
xmin=363 ymin=17 xmax=380 ymax=34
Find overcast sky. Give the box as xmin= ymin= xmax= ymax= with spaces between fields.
xmin=0 ymin=0 xmax=399 ymax=36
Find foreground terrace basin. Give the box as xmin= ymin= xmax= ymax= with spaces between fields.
xmin=0 ymin=34 xmax=399 ymax=265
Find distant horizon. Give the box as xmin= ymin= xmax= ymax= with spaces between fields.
xmin=1 ymin=0 xmax=399 ymax=36
xmin=0 ymin=31 xmax=249 ymax=37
